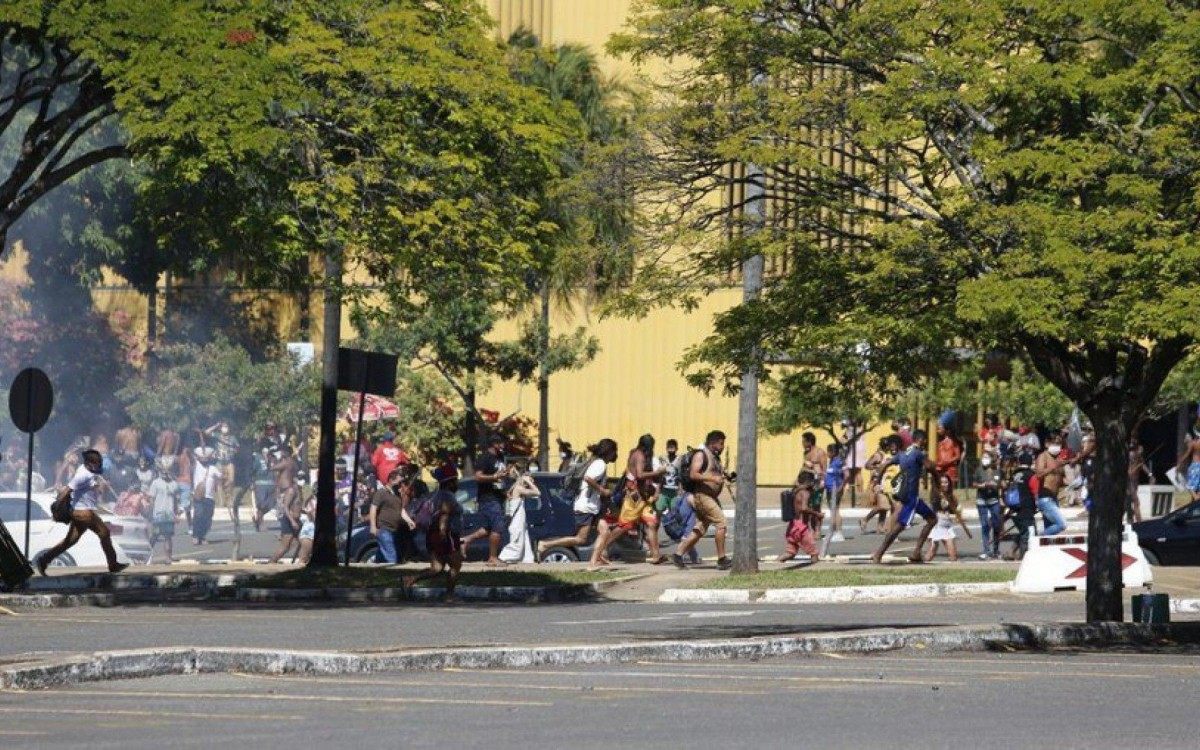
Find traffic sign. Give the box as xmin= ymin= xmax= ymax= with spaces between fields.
xmin=8 ymin=368 xmax=54 ymax=434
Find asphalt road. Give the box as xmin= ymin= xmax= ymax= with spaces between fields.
xmin=160 ymin=513 xmax=998 ymax=564
xmin=4 ymin=649 xmax=1197 ymax=749
xmin=0 ymin=593 xmax=1098 ymax=661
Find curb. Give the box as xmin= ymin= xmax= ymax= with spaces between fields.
xmin=3 ymin=621 xmax=1197 ymax=691
xmin=1171 ymin=599 xmax=1200 ymax=614
xmin=659 ymin=581 xmax=1013 ymax=604
xmin=0 ymin=578 xmax=634 ymax=609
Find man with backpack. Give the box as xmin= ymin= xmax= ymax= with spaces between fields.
xmin=536 ymin=439 xmax=616 ymax=561
xmin=671 ymin=430 xmax=731 ymax=570
xmin=463 ymin=436 xmax=509 ymax=566
xmin=1004 ymin=452 xmax=1039 ymax=560
xmin=870 ymin=429 xmax=939 ymax=565
xmin=404 ymin=466 xmax=463 ymax=603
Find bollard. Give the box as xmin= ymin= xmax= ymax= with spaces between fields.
xmin=1132 ymin=593 xmax=1170 ymax=624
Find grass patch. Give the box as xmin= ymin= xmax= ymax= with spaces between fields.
xmin=254 ymin=567 xmax=623 ymax=590
xmin=696 ymin=567 xmax=1015 ymax=590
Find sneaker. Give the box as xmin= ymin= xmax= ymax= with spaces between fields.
xmin=717 ymin=556 xmax=733 ymax=570
xmin=830 ymin=532 xmax=846 ymax=543
xmin=671 ymin=553 xmax=686 ymax=569
xmin=978 ymin=553 xmax=991 ymax=560
xmin=108 ymin=563 xmax=129 ymax=574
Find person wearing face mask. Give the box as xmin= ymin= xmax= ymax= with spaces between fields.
xmin=1034 ymin=435 xmax=1070 ymax=536
xmin=973 ymin=451 xmax=1003 ymax=559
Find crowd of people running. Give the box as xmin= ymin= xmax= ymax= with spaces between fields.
xmin=11 ymin=406 xmax=1200 ymax=584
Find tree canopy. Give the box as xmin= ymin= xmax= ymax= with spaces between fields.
xmin=613 ymin=0 xmax=1200 ymax=621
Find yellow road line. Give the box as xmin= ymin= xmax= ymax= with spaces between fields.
xmin=0 ymin=706 xmax=299 ymax=721
xmin=636 ymin=658 xmax=1188 ymax=678
xmin=232 ymin=671 xmax=827 ymax=696
xmin=50 ymin=687 xmax=551 ymax=708
xmin=442 ymin=666 xmax=956 ymax=687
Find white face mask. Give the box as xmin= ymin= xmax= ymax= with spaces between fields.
xmin=1048 ymin=445 xmax=1062 ymax=456
xmin=981 ymin=457 xmax=993 ymax=467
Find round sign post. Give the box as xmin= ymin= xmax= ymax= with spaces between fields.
xmin=8 ymin=368 xmax=54 ymax=559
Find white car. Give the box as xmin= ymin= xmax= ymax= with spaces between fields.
xmin=0 ymin=492 xmax=152 ymax=568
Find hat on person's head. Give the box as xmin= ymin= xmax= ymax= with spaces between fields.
xmin=382 ymin=432 xmax=395 ymax=442
xmin=432 ymin=464 xmax=458 ymax=485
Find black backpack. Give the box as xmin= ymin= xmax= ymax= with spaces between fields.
xmin=562 ymin=454 xmax=591 ymax=499
xmin=679 ymin=448 xmax=709 ymax=493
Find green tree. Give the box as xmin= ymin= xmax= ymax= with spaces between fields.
xmin=0 ymin=0 xmax=285 ymax=253
xmin=613 ymin=0 xmax=1200 ymax=621
xmin=118 ymin=338 xmax=319 ymax=435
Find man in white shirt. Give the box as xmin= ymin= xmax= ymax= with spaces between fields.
xmin=37 ymin=449 xmax=127 ymax=574
xmin=535 ymin=438 xmax=617 ymax=561
xmin=191 ymin=447 xmax=219 ymax=545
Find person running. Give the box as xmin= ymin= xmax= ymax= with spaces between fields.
xmin=404 ymin=466 xmax=464 ymax=603
xmin=860 ymin=437 xmax=897 ymax=534
xmin=268 ymin=447 xmax=303 ymax=563
xmin=589 ymin=435 xmax=666 ymax=569
xmin=1176 ymin=418 xmax=1200 ymax=502
xmin=671 ymin=430 xmax=731 ymax=570
xmin=37 ymin=450 xmax=128 ymax=574
xmin=778 ymin=471 xmax=822 ymax=564
xmin=462 ymin=436 xmax=509 ymax=566
xmin=655 ymin=439 xmax=682 ymax=517
xmin=974 ymin=450 xmax=1003 ymax=559
xmin=824 ymin=443 xmax=849 ymax=542
xmin=536 ymin=439 xmax=617 ymax=561
xmin=870 ymin=429 xmax=939 ymax=564
xmin=1034 ymin=434 xmax=1069 ymax=536
xmin=924 ymin=475 xmax=971 ymax=561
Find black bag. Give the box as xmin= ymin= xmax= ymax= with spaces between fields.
xmin=0 ymin=517 xmax=35 ymax=590
xmin=679 ymin=449 xmax=709 ymax=493
xmin=50 ymin=496 xmax=73 ymax=524
xmin=780 ymin=489 xmax=796 ymax=522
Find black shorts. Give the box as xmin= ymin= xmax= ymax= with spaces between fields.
xmin=573 ymin=512 xmax=596 ymax=531
xmin=279 ymin=515 xmax=299 ymax=537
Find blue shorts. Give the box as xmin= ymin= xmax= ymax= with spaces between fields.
xmin=896 ymin=496 xmax=935 ymax=528
xmin=478 ymin=500 xmax=506 ymax=533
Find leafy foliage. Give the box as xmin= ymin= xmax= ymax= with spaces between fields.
xmin=118 ymin=338 xmax=319 ymax=434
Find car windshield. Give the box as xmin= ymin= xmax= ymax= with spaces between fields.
xmin=1170 ymin=502 xmax=1200 ymax=522
xmin=0 ymin=498 xmax=51 ymax=523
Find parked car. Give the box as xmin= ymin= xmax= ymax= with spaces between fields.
xmin=1134 ymin=499 xmax=1200 ymax=566
xmin=346 ymin=472 xmax=647 ymax=564
xmin=0 ymin=492 xmax=152 ymax=567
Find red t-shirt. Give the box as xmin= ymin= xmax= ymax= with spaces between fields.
xmin=372 ymin=442 xmax=409 ymax=482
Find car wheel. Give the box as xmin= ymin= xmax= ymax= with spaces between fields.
xmin=539 ymin=546 xmax=579 ymax=564
xmin=1141 ymin=548 xmax=1160 ymax=566
xmin=355 ymin=543 xmax=379 ymax=563
xmin=48 ymin=552 xmax=76 ymax=568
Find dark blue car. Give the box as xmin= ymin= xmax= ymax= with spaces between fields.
xmin=1134 ymin=500 xmax=1200 ymax=566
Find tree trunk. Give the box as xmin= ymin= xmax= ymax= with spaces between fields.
xmin=462 ymin=376 xmax=478 ymax=475
xmin=1082 ymin=403 xmax=1133 ymax=622
xmin=537 ymin=281 xmax=551 ymax=471
xmin=308 ymin=249 xmax=342 ymax=568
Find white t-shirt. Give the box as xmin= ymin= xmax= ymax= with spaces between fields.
xmin=68 ymin=465 xmax=105 ymax=511
xmin=192 ymin=463 xmax=218 ymax=500
xmin=573 ymin=458 xmax=607 ymax=515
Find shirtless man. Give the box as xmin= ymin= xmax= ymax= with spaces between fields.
xmin=799 ymin=432 xmax=828 ymax=510
xmin=1176 ymin=419 xmax=1200 ymax=502
xmin=671 ymin=431 xmax=731 ymax=570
